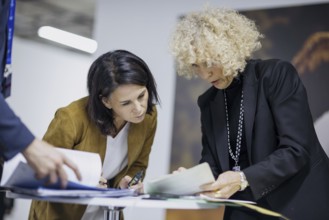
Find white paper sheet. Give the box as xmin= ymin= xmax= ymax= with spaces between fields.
xmin=144 ymin=162 xmax=215 ymax=195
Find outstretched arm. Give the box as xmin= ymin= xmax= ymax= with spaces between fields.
xmin=22 ymin=139 xmax=82 ymax=188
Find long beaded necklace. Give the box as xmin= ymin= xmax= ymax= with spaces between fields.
xmin=223 ymin=89 xmax=244 ymax=171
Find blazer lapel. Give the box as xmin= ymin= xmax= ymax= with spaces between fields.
xmin=242 ymin=64 xmax=259 ymax=164
xmin=211 ymin=91 xmax=230 ymax=171
xmin=127 ymin=123 xmax=144 ymax=166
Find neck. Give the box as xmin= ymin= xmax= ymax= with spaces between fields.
xmin=111 ymin=119 xmax=127 ymax=137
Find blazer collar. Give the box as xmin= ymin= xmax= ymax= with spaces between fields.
xmin=127 ymin=122 xmax=145 ymax=166
xmin=211 ymin=91 xmax=230 ymax=171
xmin=242 ymin=63 xmax=259 ymax=164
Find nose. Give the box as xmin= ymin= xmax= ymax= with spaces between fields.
xmin=132 ymin=101 xmax=142 ymax=114
xmin=198 ymin=70 xmax=212 ymax=80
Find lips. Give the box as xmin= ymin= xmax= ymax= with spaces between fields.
xmin=211 ymin=79 xmax=219 ymax=85
xmin=136 ymin=113 xmax=145 ymax=119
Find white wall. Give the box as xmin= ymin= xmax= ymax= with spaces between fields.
xmin=4 ymin=0 xmax=329 ymax=219
xmin=4 ymin=38 xmax=93 ymax=220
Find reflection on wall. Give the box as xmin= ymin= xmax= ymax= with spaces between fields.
xmin=168 ymin=3 xmax=329 ymax=220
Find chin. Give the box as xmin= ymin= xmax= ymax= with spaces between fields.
xmin=133 ymin=116 xmax=145 ymax=123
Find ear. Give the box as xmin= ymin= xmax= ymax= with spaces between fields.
xmin=101 ymin=97 xmax=112 ymax=109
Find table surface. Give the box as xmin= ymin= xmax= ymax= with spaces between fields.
xmin=7 ymin=191 xmax=224 ymax=210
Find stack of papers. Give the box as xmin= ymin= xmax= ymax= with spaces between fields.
xmin=144 ymin=163 xmax=289 ymax=219
xmin=8 ymin=186 xmax=135 ymax=198
xmin=0 ymin=148 xmax=136 ymax=198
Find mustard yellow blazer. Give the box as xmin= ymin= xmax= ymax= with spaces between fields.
xmin=28 ymin=97 xmax=157 ymax=220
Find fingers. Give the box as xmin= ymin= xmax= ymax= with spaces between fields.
xmin=172 ymin=167 xmax=186 ymax=174
xmin=119 ymin=176 xmax=132 ymax=189
xmin=129 ymin=181 xmax=144 ymax=193
xmin=62 ymin=156 xmax=82 ymax=181
xmin=47 ymin=171 xmax=58 ymax=186
xmin=216 ymin=184 xmax=240 ymax=198
xmin=200 ymin=190 xmax=225 ymax=199
xmin=34 ymin=167 xmax=49 ymax=180
xmin=200 ymin=182 xmax=216 ymax=191
xmin=200 ymin=171 xmax=241 ymax=198
xmin=34 ymin=161 xmax=68 ymax=188
xmin=57 ymin=166 xmax=68 ymax=188
xmin=201 ymin=185 xmax=237 ymax=199
xmin=119 ymin=175 xmax=144 ymax=193
xmin=200 ymin=177 xmax=223 ymax=192
xmin=98 ymin=176 xmax=108 ymax=188
xmin=22 ymin=139 xmax=81 ymax=189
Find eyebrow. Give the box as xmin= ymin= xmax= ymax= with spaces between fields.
xmin=119 ymin=88 xmax=146 ymax=104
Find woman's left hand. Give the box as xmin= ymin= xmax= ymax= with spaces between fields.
xmin=97 ymin=176 xmax=108 ymax=188
xmin=200 ymin=171 xmax=241 ymax=199
xmin=119 ymin=175 xmax=144 ymax=193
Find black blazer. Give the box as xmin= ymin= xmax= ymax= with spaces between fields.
xmin=198 ymin=59 xmax=329 ymax=219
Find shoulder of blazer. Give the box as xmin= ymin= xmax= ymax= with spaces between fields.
xmin=142 ymin=104 xmax=157 ymax=128
xmin=245 ymin=59 xmax=300 ymax=101
xmin=56 ymin=96 xmax=88 ymax=118
xmin=197 ymin=86 xmax=218 ymax=109
xmin=246 ymin=59 xmax=295 ymax=81
xmin=55 ymin=96 xmax=92 ymax=131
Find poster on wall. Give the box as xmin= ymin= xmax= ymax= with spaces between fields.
xmin=170 ymin=2 xmax=329 ymax=172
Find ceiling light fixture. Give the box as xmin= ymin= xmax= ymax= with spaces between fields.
xmin=38 ymin=26 xmax=97 ymax=54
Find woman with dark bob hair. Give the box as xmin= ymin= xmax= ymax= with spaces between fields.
xmin=28 ymin=50 xmax=160 ymax=220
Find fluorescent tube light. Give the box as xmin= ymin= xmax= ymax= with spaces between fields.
xmin=38 ymin=26 xmax=97 ymax=54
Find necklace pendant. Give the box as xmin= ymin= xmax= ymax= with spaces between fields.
xmin=233 ymin=166 xmax=240 ymax=171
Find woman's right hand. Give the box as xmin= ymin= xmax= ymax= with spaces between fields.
xmin=172 ymin=167 xmax=186 ymax=174
xmin=200 ymin=171 xmax=241 ymax=199
xmin=98 ymin=176 xmax=108 ymax=188
xmin=119 ymin=176 xmax=144 ymax=193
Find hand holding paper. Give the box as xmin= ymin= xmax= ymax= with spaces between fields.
xmin=22 ymin=139 xmax=82 ymax=188
xmin=200 ymin=170 xmax=242 ymax=199
xmin=144 ymin=162 xmax=215 ymax=195
xmin=0 ymin=148 xmax=136 ymax=198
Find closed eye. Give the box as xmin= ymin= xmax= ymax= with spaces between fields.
xmin=121 ymin=101 xmax=130 ymax=106
xmin=138 ymin=92 xmax=145 ymax=100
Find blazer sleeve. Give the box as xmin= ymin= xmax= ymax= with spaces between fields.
xmin=198 ymin=91 xmax=222 ymax=179
xmin=244 ymin=60 xmax=312 ymax=200
xmin=0 ymin=93 xmax=35 ymax=160
xmin=199 ymin=113 xmax=222 ymax=179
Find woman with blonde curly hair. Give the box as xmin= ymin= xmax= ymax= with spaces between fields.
xmin=170 ymin=7 xmax=329 ymax=220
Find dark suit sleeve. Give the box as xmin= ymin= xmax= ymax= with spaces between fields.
xmin=199 ymin=123 xmax=220 ymax=178
xmin=244 ymin=61 xmax=312 ymax=200
xmin=198 ymin=96 xmax=221 ymax=178
xmin=0 ymin=93 xmax=35 ymax=160
xmin=0 ymin=0 xmax=34 ymax=160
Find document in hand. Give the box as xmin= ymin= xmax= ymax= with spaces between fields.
xmin=144 ymin=162 xmax=215 ymax=195
xmin=0 ymin=148 xmax=135 ymax=198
